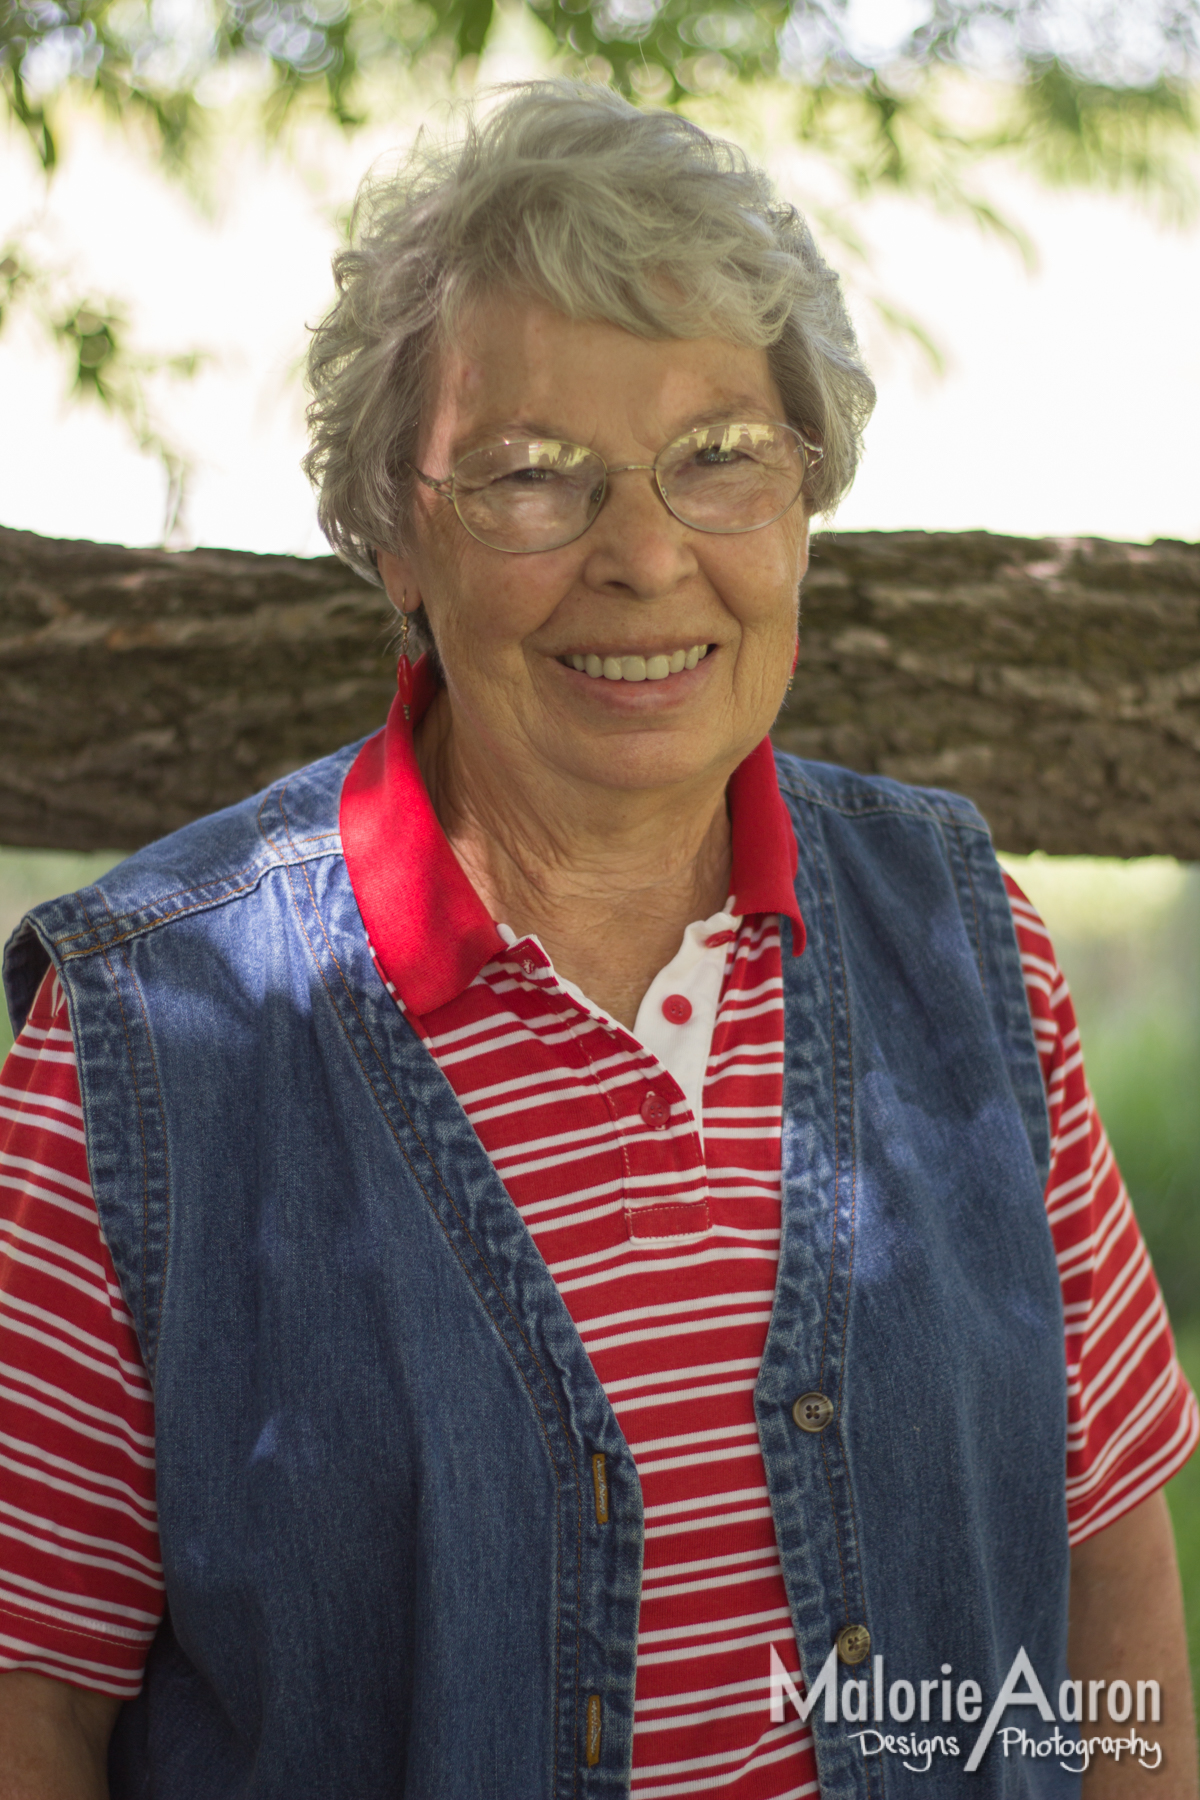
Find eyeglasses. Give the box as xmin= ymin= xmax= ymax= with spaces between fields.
xmin=405 ymin=419 xmax=821 ymax=555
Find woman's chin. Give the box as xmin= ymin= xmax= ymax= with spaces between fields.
xmin=534 ymin=718 xmax=745 ymax=799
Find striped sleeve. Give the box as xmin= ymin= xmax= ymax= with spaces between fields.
xmin=0 ymin=968 xmax=163 ymax=1696
xmin=1004 ymin=872 xmax=1200 ymax=1544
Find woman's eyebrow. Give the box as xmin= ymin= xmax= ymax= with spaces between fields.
xmin=680 ymin=397 xmax=778 ymax=427
xmin=452 ymin=419 xmax=578 ymax=454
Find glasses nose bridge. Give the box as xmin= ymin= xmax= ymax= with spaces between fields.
xmin=598 ymin=459 xmax=673 ymax=524
xmin=588 ymin=454 xmax=688 ymax=550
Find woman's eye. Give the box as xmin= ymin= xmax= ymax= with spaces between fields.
xmin=502 ymin=466 xmax=559 ymax=486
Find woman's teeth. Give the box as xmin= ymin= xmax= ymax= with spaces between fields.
xmin=566 ymin=645 xmax=710 ymax=681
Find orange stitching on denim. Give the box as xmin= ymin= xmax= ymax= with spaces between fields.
xmin=117 ymin=940 xmax=172 ymax=1381
xmin=775 ymin=768 xmax=990 ymax=834
xmin=827 ymin=840 xmax=860 ymax=1421
xmin=55 ymin=865 xmax=269 ymax=946
xmin=83 ymin=886 xmax=172 ymax=1378
xmin=52 ymin=847 xmax=337 ymax=959
xmin=296 ymin=911 xmax=580 ymax=1761
xmin=277 ymin=800 xmax=585 ymax=1791
xmin=255 ymin=781 xmax=290 ymax=858
xmin=55 ymin=879 xmax=264 ymax=955
xmin=811 ymin=877 xmax=840 ymax=1386
xmin=826 ymin=861 xmax=870 ymax=1623
xmin=817 ymin=1431 xmax=851 ymax=1615
xmin=89 ymin=938 xmax=155 ymax=1364
xmin=276 ymin=791 xmax=581 ymax=1431
xmin=794 ymin=795 xmax=875 ymax=1672
xmin=51 ymin=770 xmax=337 ymax=954
xmin=793 ymin=811 xmax=852 ymax=1612
xmin=950 ymin=819 xmax=987 ymax=992
xmin=290 ymin=885 xmax=574 ymax=1790
xmin=472 ymin=979 xmax=611 ymax=1788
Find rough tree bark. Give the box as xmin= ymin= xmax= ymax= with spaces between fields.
xmin=2 ymin=523 xmax=1198 ymax=858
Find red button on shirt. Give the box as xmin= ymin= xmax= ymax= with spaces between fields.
xmin=640 ymin=1090 xmax=670 ymax=1128
xmin=662 ymin=994 xmax=692 ymax=1025
xmin=705 ymin=930 xmax=736 ymax=949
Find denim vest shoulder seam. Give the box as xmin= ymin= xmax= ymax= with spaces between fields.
xmin=49 ymin=835 xmax=340 ymax=960
xmin=773 ymin=758 xmax=991 ymax=836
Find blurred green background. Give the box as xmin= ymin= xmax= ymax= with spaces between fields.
xmin=1004 ymin=854 xmax=1200 ymax=1722
xmin=2 ymin=844 xmax=1198 ymax=1708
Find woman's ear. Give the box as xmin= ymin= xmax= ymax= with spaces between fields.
xmin=376 ymin=549 xmax=420 ymax=614
xmin=795 ymin=509 xmax=811 ymax=587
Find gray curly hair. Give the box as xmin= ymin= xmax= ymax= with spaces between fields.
xmin=304 ymin=80 xmax=875 ymax=588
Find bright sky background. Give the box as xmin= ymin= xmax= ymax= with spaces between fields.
xmin=1 ymin=31 xmax=1198 ymax=556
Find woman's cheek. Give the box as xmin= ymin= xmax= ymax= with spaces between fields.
xmin=711 ymin=532 xmax=804 ymax=631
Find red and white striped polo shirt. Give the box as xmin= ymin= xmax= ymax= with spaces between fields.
xmin=1 ymin=672 xmax=1196 ymax=1799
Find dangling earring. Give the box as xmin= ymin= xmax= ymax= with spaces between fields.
xmin=397 ymin=601 xmax=413 ymax=722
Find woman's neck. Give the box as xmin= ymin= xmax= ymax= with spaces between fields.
xmin=415 ymin=694 xmax=733 ymax=1028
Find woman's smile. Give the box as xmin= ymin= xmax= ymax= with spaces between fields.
xmin=557 ymin=643 xmax=712 ymax=680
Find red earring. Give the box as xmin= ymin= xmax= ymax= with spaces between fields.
xmin=397 ymin=606 xmax=413 ymax=722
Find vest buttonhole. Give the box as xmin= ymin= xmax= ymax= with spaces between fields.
xmin=586 ymin=1694 xmax=602 ymax=1766
xmin=591 ymin=1452 xmax=609 ymax=1524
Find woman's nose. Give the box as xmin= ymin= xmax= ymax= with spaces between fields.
xmin=579 ymin=466 xmax=697 ymax=598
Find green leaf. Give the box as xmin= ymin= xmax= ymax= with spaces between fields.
xmin=454 ymin=0 xmax=494 ymax=60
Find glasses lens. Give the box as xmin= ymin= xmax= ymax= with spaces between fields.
xmin=451 ymin=440 xmax=605 ymax=552
xmin=657 ymin=421 xmax=806 ymax=533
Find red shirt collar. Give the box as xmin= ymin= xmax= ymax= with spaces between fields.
xmin=340 ymin=657 xmax=804 ymax=1018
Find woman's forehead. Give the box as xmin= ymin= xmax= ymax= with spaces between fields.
xmin=420 ymin=296 xmax=782 ymax=461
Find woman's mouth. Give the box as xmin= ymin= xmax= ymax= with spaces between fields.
xmin=557 ymin=644 xmax=711 ymax=682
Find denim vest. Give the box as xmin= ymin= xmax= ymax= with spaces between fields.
xmin=5 ymin=747 xmax=1074 ymax=1800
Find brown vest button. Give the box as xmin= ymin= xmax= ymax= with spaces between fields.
xmin=837 ymin=1624 xmax=871 ymax=1665
xmin=791 ymin=1391 xmax=835 ymax=1432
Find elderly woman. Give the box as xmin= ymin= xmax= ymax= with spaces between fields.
xmin=0 ymin=82 xmax=1195 ymax=1800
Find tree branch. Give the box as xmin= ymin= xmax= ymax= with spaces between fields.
xmin=2 ymin=524 xmax=1197 ymax=857
xmin=783 ymin=529 xmax=1200 ymax=858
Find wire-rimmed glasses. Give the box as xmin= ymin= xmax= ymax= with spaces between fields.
xmin=405 ymin=419 xmax=821 ymax=555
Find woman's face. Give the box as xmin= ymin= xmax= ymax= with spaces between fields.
xmin=378 ymin=295 xmax=809 ymax=801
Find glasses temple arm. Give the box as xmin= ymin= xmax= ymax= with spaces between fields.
xmin=404 ymin=461 xmax=454 ymax=498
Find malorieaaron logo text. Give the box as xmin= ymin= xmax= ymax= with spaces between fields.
xmin=769 ymin=1645 xmax=1163 ymax=1775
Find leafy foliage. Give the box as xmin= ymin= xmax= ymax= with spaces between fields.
xmin=1166 ymin=1330 xmax=1200 ymax=1728
xmin=2 ymin=0 xmax=1197 ymax=201
xmin=0 ymin=241 xmax=201 ymax=537
xmin=1039 ymin=863 xmax=1200 ymax=1334
xmin=2 ymin=0 xmax=1197 ymax=539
